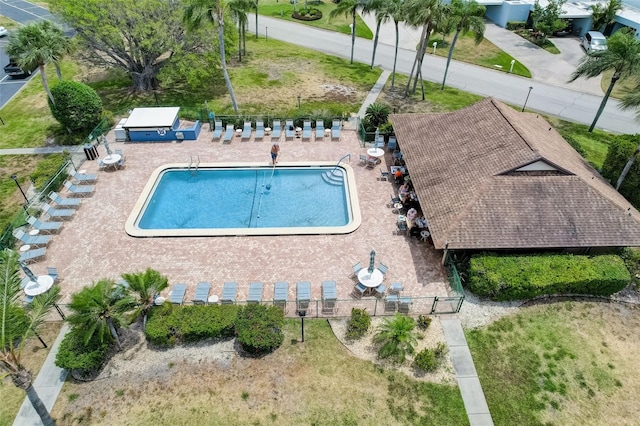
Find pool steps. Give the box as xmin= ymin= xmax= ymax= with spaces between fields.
xmin=321 ymin=169 xmax=345 ymax=186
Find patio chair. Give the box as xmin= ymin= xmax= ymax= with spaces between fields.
xmin=378 ymin=263 xmax=389 ymax=277
xmin=48 ymin=191 xmax=81 ymax=208
xmin=115 ymin=149 xmax=124 ymax=156
xmin=376 ymin=135 xmax=385 ymax=149
xmin=21 ymin=276 xmax=30 ymax=289
xmin=315 ymin=120 xmax=324 ymax=139
xmin=255 ymin=121 xmax=265 ymax=141
xmin=393 ymin=150 xmax=403 ymax=161
xmin=352 ymin=282 xmax=367 ymax=298
xmin=192 ymin=281 xmax=211 ymax=304
xmin=379 ymin=168 xmax=389 ymax=181
xmin=375 ymin=284 xmax=387 ymax=297
xmin=212 ymin=120 xmax=223 ymax=140
xmin=19 ymin=247 xmax=46 ymax=263
xmin=398 ymin=296 xmax=412 ymax=313
xmin=169 ymin=283 xmax=187 ymax=305
xmin=296 ymin=281 xmax=311 ymax=312
xmin=396 ymin=221 xmax=408 ymax=235
xmin=385 ymin=294 xmax=399 ymax=312
xmin=63 ymin=181 xmax=95 ymax=197
xmin=27 ymin=216 xmax=63 ymax=234
xmin=221 ymin=281 xmax=237 ymax=304
xmin=46 ymin=266 xmax=59 ymax=281
xmin=390 ymin=282 xmax=404 ymax=294
xmin=23 ymin=295 xmax=34 ymax=305
xmin=365 ymin=158 xmax=376 ymax=169
xmin=350 ymin=262 xmax=363 ymax=279
xmin=274 ymin=281 xmax=288 ymax=310
xmin=247 ymin=281 xmax=263 ymax=304
xmin=331 ymin=119 xmax=341 ymax=141
xmin=322 ymin=280 xmax=337 ymax=301
xmin=96 ymin=158 xmax=106 ymax=170
xmin=302 ymin=120 xmax=311 ymax=141
xmin=223 ymin=124 xmax=234 ymax=143
xmin=271 ymin=120 xmax=282 ymax=139
xmin=285 ymin=120 xmax=295 ymax=140
xmin=241 ymin=121 xmax=252 ymax=140
xmin=117 ymin=156 xmax=126 ymax=169
xmin=359 ymin=154 xmax=368 ymax=164
xmin=388 ymin=136 xmax=397 ymax=151
xmin=12 ymin=229 xmax=51 ymax=246
xmin=69 ymin=170 xmax=98 ymax=183
xmin=390 ymin=194 xmax=401 ymax=205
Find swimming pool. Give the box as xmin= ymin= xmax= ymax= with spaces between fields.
xmin=125 ymin=162 xmax=361 ymax=237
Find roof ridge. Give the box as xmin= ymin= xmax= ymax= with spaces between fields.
xmin=491 ymin=98 xmax=542 ymax=158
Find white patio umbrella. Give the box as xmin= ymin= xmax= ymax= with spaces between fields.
xmin=102 ymin=136 xmax=112 ymax=155
xmin=20 ymin=261 xmax=37 ymax=282
xmin=368 ymin=249 xmax=376 ymax=274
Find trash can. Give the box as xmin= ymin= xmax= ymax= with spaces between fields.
xmin=83 ymin=144 xmax=98 ymax=160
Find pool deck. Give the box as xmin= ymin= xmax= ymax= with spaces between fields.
xmin=34 ymin=126 xmax=451 ymax=306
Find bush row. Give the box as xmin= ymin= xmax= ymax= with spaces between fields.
xmin=145 ymin=303 xmax=239 ymax=346
xmin=506 ymin=21 xmax=526 ymax=30
xmin=235 ymin=304 xmax=285 ymax=355
xmin=55 ymin=328 xmax=109 ymax=373
xmin=468 ymin=253 xmax=631 ymax=301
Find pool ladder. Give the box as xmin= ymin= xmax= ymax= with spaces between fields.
xmin=188 ymin=154 xmax=200 ymax=176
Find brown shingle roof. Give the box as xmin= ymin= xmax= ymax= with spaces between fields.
xmin=390 ymin=98 xmax=640 ymax=250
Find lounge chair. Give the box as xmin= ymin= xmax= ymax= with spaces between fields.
xmin=385 ymin=294 xmax=399 ymax=312
xmin=271 ymin=120 xmax=282 ymax=139
xmin=241 ymin=121 xmax=252 ymax=141
xmin=302 ymin=120 xmax=311 ymax=141
xmin=69 ymin=170 xmax=98 ymax=183
xmin=27 ymin=216 xmax=62 ymax=233
xmin=42 ymin=203 xmax=76 ymax=220
xmin=274 ymin=281 xmax=288 ymax=309
xmin=331 ymin=119 xmax=341 ymax=141
xmin=296 ymin=281 xmax=311 ymax=312
xmin=193 ymin=281 xmax=211 ymax=304
xmin=390 ymin=282 xmax=404 ymax=294
xmin=223 ymin=124 xmax=234 ymax=143
xmin=63 ymin=181 xmax=95 ymax=197
xmin=322 ymin=280 xmax=337 ymax=314
xmin=47 ymin=266 xmax=59 ymax=283
xmin=247 ymin=281 xmax=263 ymax=304
xmin=12 ymin=229 xmax=51 ymax=246
xmin=352 ymin=282 xmax=367 ymax=298
xmin=388 ymin=136 xmax=397 ymax=151
xmin=48 ymin=191 xmax=81 ymax=208
xmin=285 ymin=120 xmax=295 ymax=140
xmin=212 ymin=120 xmax=223 ymax=140
xmin=221 ymin=281 xmax=237 ymax=304
xmin=398 ymin=296 xmax=412 ymax=313
xmin=359 ymin=154 xmax=368 ymax=164
xmin=315 ymin=120 xmax=325 ymax=139
xmin=20 ymin=247 xmax=46 ymax=263
xmin=169 ymin=283 xmax=187 ymax=305
xmin=255 ymin=121 xmax=264 ymax=141
xmin=365 ymin=158 xmax=376 ymax=169
xmin=379 ymin=168 xmax=389 ymax=181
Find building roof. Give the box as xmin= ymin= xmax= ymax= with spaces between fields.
xmin=124 ymin=107 xmax=180 ymax=129
xmin=390 ymin=98 xmax=640 ymax=250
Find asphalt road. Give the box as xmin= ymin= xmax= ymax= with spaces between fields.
xmin=251 ymin=16 xmax=640 ymax=134
xmin=0 ymin=0 xmax=66 ymax=110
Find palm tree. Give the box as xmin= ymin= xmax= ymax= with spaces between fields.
xmin=441 ymin=0 xmax=485 ymax=90
xmin=67 ymin=279 xmax=135 ymax=350
xmin=184 ymin=0 xmax=239 ymax=112
xmin=121 ymin=268 xmax=168 ymax=327
xmin=330 ymin=0 xmax=367 ymax=64
xmin=373 ymin=313 xmax=417 ymax=363
xmin=254 ymin=0 xmax=259 ymax=39
xmin=569 ymin=28 xmax=640 ymax=132
xmin=590 ymin=0 xmax=622 ymax=35
xmin=365 ymin=0 xmax=403 ymax=76
xmin=0 ymin=249 xmax=60 ymax=426
xmin=402 ymin=0 xmax=446 ymax=98
xmin=6 ymin=21 xmax=69 ymax=104
xmin=230 ymin=0 xmax=253 ymax=61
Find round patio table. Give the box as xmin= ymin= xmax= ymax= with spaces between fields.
xmin=357 ymin=268 xmax=383 ymax=289
xmin=24 ymin=275 xmax=55 ymax=297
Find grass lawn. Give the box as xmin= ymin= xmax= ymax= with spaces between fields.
xmin=431 ymin=35 xmax=531 ymax=78
xmin=51 ymin=319 xmax=467 ymax=425
xmin=546 ymin=117 xmax=617 ymax=169
xmin=0 ymin=322 xmax=63 ymax=426
xmin=600 ymin=70 xmax=639 ymax=100
xmin=258 ymin=0 xmax=373 ymax=39
xmin=466 ymin=302 xmax=640 ymax=426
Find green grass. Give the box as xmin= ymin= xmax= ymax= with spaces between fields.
xmin=546 ymin=117 xmax=617 ymax=169
xmin=466 ymin=302 xmax=640 ymax=426
xmin=259 ymin=0 xmax=373 ymax=39
xmin=601 ymin=69 xmax=639 ymax=100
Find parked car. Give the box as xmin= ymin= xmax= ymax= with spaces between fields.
xmin=3 ymin=59 xmax=37 ymax=79
xmin=0 ymin=26 xmax=8 ymax=37
xmin=582 ymin=31 xmax=607 ymax=53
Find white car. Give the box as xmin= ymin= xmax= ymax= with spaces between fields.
xmin=0 ymin=27 xmax=8 ymax=37
xmin=582 ymin=31 xmax=607 ymax=53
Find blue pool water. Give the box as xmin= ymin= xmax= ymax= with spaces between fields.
xmin=137 ymin=167 xmax=351 ymax=230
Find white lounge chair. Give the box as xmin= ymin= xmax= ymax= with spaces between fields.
xmin=64 ymin=181 xmax=94 ymax=197
xmin=27 ymin=216 xmax=63 ymax=233
xmin=69 ymin=170 xmax=98 ymax=183
xmin=48 ymin=191 xmax=81 ymax=208
xmin=315 ymin=120 xmax=324 ymax=139
xmin=274 ymin=281 xmax=288 ymax=310
xmin=296 ymin=281 xmax=311 ymax=312
xmin=42 ymin=203 xmax=75 ymax=219
xmin=13 ymin=229 xmax=51 ymax=246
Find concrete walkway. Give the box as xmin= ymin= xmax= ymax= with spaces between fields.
xmin=0 ymin=146 xmax=82 ymax=155
xmin=354 ymin=69 xmax=391 ymax=122
xmin=441 ymin=318 xmax=494 ymax=426
xmin=13 ymin=323 xmax=70 ymax=426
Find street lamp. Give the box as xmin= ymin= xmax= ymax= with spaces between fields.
xmin=522 ymin=86 xmax=533 ymax=112
xmin=298 ymin=310 xmax=306 ymax=342
xmin=348 ymin=23 xmax=354 ymax=64
xmin=10 ymin=175 xmax=29 ymax=208
xmin=297 ymin=94 xmax=301 ymax=110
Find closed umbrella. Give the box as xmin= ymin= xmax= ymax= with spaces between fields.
xmin=20 ymin=261 xmax=37 ymax=282
xmin=102 ymin=136 xmax=112 ymax=155
xmin=368 ymin=249 xmax=376 ymax=274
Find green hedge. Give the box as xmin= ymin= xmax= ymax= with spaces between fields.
xmin=468 ymin=253 xmax=631 ymax=301
xmin=235 ymin=304 xmax=285 ymax=356
xmin=506 ymin=21 xmax=526 ymax=30
xmin=55 ymin=327 xmax=109 ymax=373
xmin=145 ymin=303 xmax=239 ymax=346
xmin=346 ymin=308 xmax=370 ymax=340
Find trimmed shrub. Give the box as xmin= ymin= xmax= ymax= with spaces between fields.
xmin=414 ymin=348 xmax=437 ymax=371
xmin=346 ymin=308 xmax=371 ymax=340
xmin=145 ymin=303 xmax=239 ymax=346
xmin=235 ymin=304 xmax=284 ymax=356
xmin=601 ymin=134 xmax=640 ymax=209
xmin=48 ymin=80 xmax=103 ymax=132
xmin=417 ymin=315 xmax=432 ymax=330
xmin=55 ymin=328 xmax=109 ymax=373
xmin=468 ymin=253 xmax=631 ymax=301
xmin=506 ymin=21 xmax=526 ymax=30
